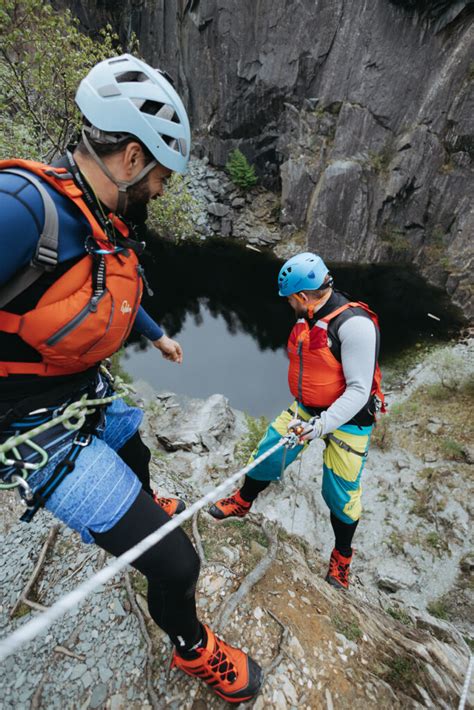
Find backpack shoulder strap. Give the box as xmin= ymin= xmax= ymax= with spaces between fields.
xmin=0 ymin=169 xmax=59 ymax=308
xmin=326 ymin=302 xmax=379 ymax=362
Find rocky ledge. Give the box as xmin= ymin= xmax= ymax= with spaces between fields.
xmin=1 ymin=339 xmax=473 ymax=708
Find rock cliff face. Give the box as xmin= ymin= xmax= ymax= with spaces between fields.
xmin=3 ymin=354 xmax=472 ymax=708
xmin=57 ymin=0 xmax=473 ymax=318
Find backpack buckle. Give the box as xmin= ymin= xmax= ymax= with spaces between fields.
xmin=32 ymin=244 xmax=58 ymax=271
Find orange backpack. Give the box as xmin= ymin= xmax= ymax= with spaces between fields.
xmin=0 ymin=160 xmax=143 ymax=377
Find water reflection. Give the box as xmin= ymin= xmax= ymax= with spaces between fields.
xmin=137 ymin=238 xmax=294 ymax=352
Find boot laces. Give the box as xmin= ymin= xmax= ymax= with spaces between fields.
xmin=208 ymin=637 xmax=237 ymax=684
xmin=154 ymin=494 xmax=173 ymax=506
xmin=220 ymin=494 xmax=240 ymax=507
xmin=330 ymin=554 xmax=350 ymax=583
xmin=220 ymin=495 xmax=249 ymax=513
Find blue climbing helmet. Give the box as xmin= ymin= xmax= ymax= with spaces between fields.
xmin=278 ymin=252 xmax=329 ymax=296
xmin=75 ymin=54 xmax=191 ymax=174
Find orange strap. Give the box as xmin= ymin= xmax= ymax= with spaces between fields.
xmin=0 ymin=361 xmax=78 ymax=377
xmin=296 ymin=321 xmax=310 ymax=344
xmin=0 ymin=311 xmax=21 ymax=333
xmin=320 ymin=302 xmax=355 ymax=323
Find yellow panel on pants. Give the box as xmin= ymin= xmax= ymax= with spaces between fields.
xmin=246 ymin=401 xmax=372 ymax=523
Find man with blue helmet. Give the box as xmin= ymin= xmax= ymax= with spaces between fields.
xmin=210 ymin=252 xmax=385 ymax=591
xmin=0 ymin=55 xmax=263 ymax=703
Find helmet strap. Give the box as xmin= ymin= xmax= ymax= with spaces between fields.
xmin=81 ymin=129 xmax=158 ymax=215
xmin=293 ymin=288 xmax=332 ymax=320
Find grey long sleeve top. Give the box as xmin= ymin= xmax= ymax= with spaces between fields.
xmin=319 ymin=315 xmax=377 ymax=435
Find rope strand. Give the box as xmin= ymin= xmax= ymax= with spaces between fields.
xmin=458 ymin=655 xmax=474 ymax=710
xmin=0 ymin=436 xmax=289 ymax=661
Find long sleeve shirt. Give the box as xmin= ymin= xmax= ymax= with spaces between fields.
xmin=319 ymin=315 xmax=376 ymax=434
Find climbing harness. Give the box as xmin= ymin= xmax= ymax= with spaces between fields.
xmin=325 ymin=433 xmax=368 ymax=459
xmin=0 ymin=366 xmax=134 ymax=520
xmin=0 ymin=431 xmax=296 ymax=661
xmin=287 ymin=414 xmax=368 ymax=460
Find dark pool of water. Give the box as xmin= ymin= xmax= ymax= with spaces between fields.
xmin=123 ymin=238 xmax=464 ymax=417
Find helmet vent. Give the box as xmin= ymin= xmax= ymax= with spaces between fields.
xmin=115 ymin=70 xmax=149 ymax=83
xmin=98 ymin=84 xmax=121 ymax=98
xmin=141 ymin=100 xmax=164 ymax=115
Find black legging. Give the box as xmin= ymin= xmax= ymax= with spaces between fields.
xmin=92 ymin=431 xmax=201 ymax=651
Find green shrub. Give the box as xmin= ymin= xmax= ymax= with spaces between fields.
xmin=430 ymin=351 xmax=469 ymax=392
xmin=427 ymin=599 xmax=449 ymax=620
xmin=425 ymin=532 xmax=441 ymax=548
xmin=0 ymin=0 xmax=127 ymax=161
xmin=225 ymin=149 xmax=258 ymax=191
xmin=440 ymin=437 xmax=464 ymax=461
xmin=371 ymin=416 xmax=392 ymax=450
xmin=332 ymin=614 xmax=362 ymax=641
xmin=147 ymin=174 xmax=201 ymax=241
xmin=368 ymin=143 xmax=393 ymax=173
xmin=386 ymin=606 xmax=411 ymax=625
xmin=234 ymin=413 xmax=269 ymax=465
xmin=384 ymin=656 xmax=421 ymax=691
xmin=380 ymin=224 xmax=410 ymax=254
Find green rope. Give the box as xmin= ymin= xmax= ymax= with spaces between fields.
xmin=0 ymin=372 xmax=134 ymax=489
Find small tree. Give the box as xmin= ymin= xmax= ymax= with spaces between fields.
xmin=225 ymin=149 xmax=258 ymax=191
xmin=147 ymin=174 xmax=201 ymax=241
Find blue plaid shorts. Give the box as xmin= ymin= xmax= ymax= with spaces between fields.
xmin=24 ymin=397 xmax=143 ymax=543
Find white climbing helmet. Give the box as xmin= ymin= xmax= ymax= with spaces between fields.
xmin=75 ymin=53 xmax=191 ymax=174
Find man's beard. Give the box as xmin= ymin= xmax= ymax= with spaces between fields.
xmin=294 ymin=303 xmax=307 ymax=319
xmin=123 ymin=175 xmax=150 ymax=239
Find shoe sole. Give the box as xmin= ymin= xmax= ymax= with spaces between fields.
xmin=213 ymin=664 xmax=264 ymax=703
xmin=325 ymin=574 xmax=348 ymax=591
xmin=208 ymin=505 xmax=250 ymax=521
xmin=175 ymin=652 xmax=263 ymax=703
xmin=174 ymin=500 xmax=186 ymax=515
xmin=157 ymin=500 xmax=186 ymax=517
xmin=207 ymin=512 xmax=250 ymax=523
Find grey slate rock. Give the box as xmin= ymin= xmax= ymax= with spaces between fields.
xmin=207 ymin=202 xmax=230 ymax=218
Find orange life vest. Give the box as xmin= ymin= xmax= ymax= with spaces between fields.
xmin=0 ymin=159 xmax=143 ymax=377
xmin=287 ymin=301 xmax=385 ymax=411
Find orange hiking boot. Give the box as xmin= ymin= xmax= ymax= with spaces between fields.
xmin=326 ymin=548 xmax=352 ymax=590
xmin=153 ymin=493 xmax=186 ymax=517
xmin=208 ymin=490 xmax=251 ymax=520
xmin=172 ymin=624 xmax=263 ymax=703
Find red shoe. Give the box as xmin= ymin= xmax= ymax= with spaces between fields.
xmin=153 ymin=493 xmax=186 ymax=517
xmin=208 ymin=490 xmax=251 ymax=520
xmin=172 ymin=624 xmax=263 ymax=703
xmin=326 ymin=548 xmax=352 ymax=590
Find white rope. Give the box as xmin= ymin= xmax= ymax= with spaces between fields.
xmin=458 ymin=655 xmax=474 ymax=710
xmin=0 ymin=437 xmax=288 ymax=661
